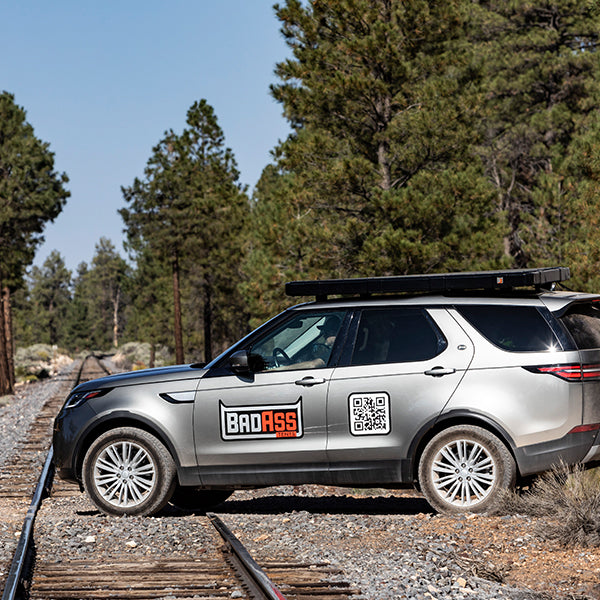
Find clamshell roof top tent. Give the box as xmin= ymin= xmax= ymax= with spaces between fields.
xmin=285 ymin=267 xmax=571 ymax=300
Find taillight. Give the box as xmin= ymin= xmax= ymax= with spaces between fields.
xmin=582 ymin=364 xmax=600 ymax=379
xmin=524 ymin=364 xmax=600 ymax=381
xmin=569 ymin=423 xmax=600 ymax=434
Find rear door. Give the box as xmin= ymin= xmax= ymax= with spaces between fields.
xmin=326 ymin=307 xmax=474 ymax=483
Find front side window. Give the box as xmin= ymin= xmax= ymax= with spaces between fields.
xmin=457 ymin=305 xmax=561 ymax=352
xmin=560 ymin=303 xmax=600 ymax=349
xmin=248 ymin=311 xmax=346 ymax=371
xmin=351 ymin=307 xmax=447 ymax=366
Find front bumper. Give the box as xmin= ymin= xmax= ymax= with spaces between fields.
xmin=52 ymin=403 xmax=97 ymax=483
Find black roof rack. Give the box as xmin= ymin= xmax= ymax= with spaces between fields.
xmin=285 ymin=267 xmax=570 ymax=300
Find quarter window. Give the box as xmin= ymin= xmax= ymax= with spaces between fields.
xmin=560 ymin=303 xmax=600 ymax=349
xmin=351 ymin=308 xmax=447 ymax=366
xmin=457 ymin=306 xmax=561 ymax=352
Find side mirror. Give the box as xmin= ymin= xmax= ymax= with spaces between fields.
xmin=229 ymin=350 xmax=250 ymax=374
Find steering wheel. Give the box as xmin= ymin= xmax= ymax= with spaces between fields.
xmin=273 ymin=347 xmax=292 ymax=367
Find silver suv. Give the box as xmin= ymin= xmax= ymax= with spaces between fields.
xmin=53 ymin=268 xmax=600 ymax=516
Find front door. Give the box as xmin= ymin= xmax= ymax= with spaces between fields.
xmin=193 ymin=309 xmax=347 ymax=486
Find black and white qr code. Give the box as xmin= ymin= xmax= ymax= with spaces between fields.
xmin=348 ymin=393 xmax=390 ymax=436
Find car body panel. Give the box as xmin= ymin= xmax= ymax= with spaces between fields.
xmin=52 ymin=272 xmax=600 ymax=511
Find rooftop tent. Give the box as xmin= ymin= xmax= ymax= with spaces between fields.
xmin=285 ymin=267 xmax=571 ymax=300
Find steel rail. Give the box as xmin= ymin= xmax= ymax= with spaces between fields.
xmin=2 ymin=447 xmax=55 ymax=600
xmin=207 ymin=512 xmax=288 ymax=600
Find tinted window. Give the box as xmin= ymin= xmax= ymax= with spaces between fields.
xmin=351 ymin=308 xmax=447 ymax=366
xmin=560 ymin=303 xmax=600 ymax=349
xmin=457 ymin=306 xmax=561 ymax=352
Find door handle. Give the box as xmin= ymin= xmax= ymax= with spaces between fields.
xmin=295 ymin=377 xmax=326 ymax=386
xmin=424 ymin=367 xmax=456 ymax=377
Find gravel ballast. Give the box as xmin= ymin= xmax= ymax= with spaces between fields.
xmin=2 ymin=373 xmax=599 ymax=599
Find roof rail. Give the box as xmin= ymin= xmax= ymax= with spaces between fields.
xmin=285 ymin=267 xmax=570 ymax=300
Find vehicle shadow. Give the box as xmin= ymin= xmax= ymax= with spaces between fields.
xmin=191 ymin=493 xmax=432 ymax=516
xmin=75 ymin=491 xmax=433 ymax=518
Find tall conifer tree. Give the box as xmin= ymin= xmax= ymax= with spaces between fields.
xmin=266 ymin=0 xmax=505 ymax=279
xmin=470 ymin=0 xmax=600 ymax=266
xmin=121 ymin=100 xmax=248 ymax=363
xmin=0 ymin=92 xmax=69 ymax=394
xmin=27 ymin=251 xmax=72 ymax=345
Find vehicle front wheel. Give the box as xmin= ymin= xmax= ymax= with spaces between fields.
xmin=170 ymin=487 xmax=233 ymax=511
xmin=82 ymin=427 xmax=176 ymax=516
xmin=418 ymin=425 xmax=516 ymax=514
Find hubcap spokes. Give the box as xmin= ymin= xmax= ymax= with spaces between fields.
xmin=431 ymin=440 xmax=495 ymax=507
xmin=94 ymin=441 xmax=156 ymax=507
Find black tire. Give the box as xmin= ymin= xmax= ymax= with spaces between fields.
xmin=82 ymin=427 xmax=177 ymax=516
xmin=418 ymin=425 xmax=516 ymax=514
xmin=170 ymin=486 xmax=233 ymax=511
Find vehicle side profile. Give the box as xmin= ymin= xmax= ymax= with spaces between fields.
xmin=53 ymin=267 xmax=600 ymax=515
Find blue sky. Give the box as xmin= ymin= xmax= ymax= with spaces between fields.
xmin=1 ymin=2 xmax=291 ymax=272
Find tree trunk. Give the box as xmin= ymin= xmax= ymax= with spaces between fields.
xmin=112 ymin=286 xmax=120 ymax=348
xmin=0 ymin=280 xmax=13 ymax=396
xmin=376 ymin=94 xmax=392 ymax=191
xmin=4 ymin=286 xmax=14 ymax=389
xmin=203 ymin=280 xmax=212 ymax=363
xmin=149 ymin=343 xmax=156 ymax=369
xmin=172 ymin=254 xmax=184 ymax=364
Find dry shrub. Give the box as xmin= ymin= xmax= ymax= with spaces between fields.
xmin=112 ymin=342 xmax=171 ymax=371
xmin=510 ymin=463 xmax=600 ymax=547
xmin=14 ymin=344 xmax=73 ymax=381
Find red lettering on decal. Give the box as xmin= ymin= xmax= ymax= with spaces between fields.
xmin=286 ymin=412 xmax=297 ymax=432
xmin=276 ymin=431 xmax=297 ymax=438
xmin=274 ymin=412 xmax=286 ymax=431
xmin=262 ymin=410 xmax=274 ymax=432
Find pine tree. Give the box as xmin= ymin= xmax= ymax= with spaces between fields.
xmin=27 ymin=251 xmax=72 ymax=345
xmin=470 ymin=0 xmax=600 ymax=266
xmin=122 ymin=247 xmax=173 ymax=365
xmin=555 ymin=120 xmax=600 ymax=291
xmin=84 ymin=238 xmax=129 ymax=349
xmin=121 ymin=100 xmax=248 ymax=363
xmin=0 ymin=92 xmax=69 ymax=394
xmin=268 ymin=0 xmax=505 ymax=277
xmin=64 ymin=262 xmax=92 ymax=352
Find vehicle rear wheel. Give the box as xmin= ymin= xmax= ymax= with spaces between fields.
xmin=82 ymin=427 xmax=176 ymax=516
xmin=418 ymin=425 xmax=516 ymax=514
xmin=170 ymin=487 xmax=233 ymax=511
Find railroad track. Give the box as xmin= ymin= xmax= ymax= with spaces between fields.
xmin=0 ymin=356 xmax=107 ymax=501
xmin=1 ymin=357 xmax=360 ymax=600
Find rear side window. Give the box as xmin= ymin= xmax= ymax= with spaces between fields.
xmin=560 ymin=303 xmax=600 ymax=349
xmin=457 ymin=305 xmax=561 ymax=352
xmin=351 ymin=307 xmax=447 ymax=366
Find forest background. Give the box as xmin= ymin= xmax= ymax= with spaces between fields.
xmin=3 ymin=0 xmax=600 ymax=395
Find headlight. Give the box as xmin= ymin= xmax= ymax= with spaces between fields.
xmin=65 ymin=388 xmax=111 ymax=409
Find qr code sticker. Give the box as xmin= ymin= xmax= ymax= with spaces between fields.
xmin=348 ymin=393 xmax=390 ymax=436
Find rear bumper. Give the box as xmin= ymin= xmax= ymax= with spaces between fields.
xmin=582 ymin=439 xmax=600 ymax=463
xmin=515 ymin=428 xmax=600 ymax=476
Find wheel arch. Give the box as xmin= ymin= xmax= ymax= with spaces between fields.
xmin=409 ymin=410 xmax=520 ymax=482
xmin=72 ymin=411 xmax=182 ymax=482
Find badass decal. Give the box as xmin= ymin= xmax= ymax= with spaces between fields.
xmin=348 ymin=392 xmax=391 ymax=436
xmin=220 ymin=399 xmax=303 ymax=441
